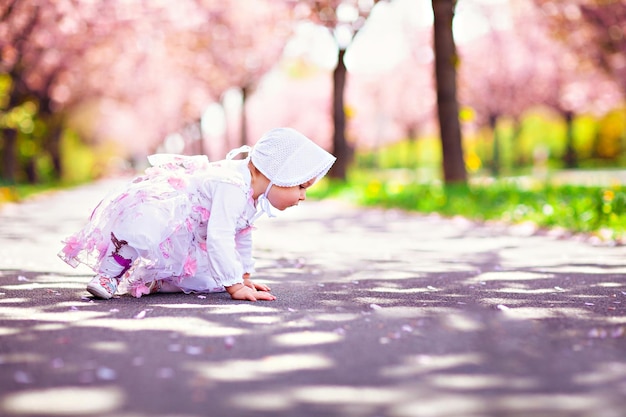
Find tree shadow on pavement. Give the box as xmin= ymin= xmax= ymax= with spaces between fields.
xmin=1 ymin=201 xmax=626 ymax=417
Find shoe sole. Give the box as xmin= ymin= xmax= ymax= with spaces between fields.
xmin=86 ymin=283 xmax=114 ymax=299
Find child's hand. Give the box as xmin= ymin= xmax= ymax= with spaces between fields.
xmin=243 ymin=276 xmax=271 ymax=292
xmin=226 ymin=283 xmax=276 ymax=302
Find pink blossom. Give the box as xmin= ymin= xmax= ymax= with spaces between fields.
xmin=199 ymin=242 xmax=207 ymax=252
xmin=183 ymin=256 xmax=197 ymax=276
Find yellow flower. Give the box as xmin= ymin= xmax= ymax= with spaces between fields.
xmin=365 ymin=180 xmax=382 ymax=199
xmin=465 ymin=152 xmax=482 ymax=173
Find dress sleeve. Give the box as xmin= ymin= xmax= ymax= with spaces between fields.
xmin=235 ymin=228 xmax=255 ymax=274
xmin=205 ymin=183 xmax=247 ymax=287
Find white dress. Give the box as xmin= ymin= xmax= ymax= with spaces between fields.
xmin=59 ymin=155 xmax=259 ymax=297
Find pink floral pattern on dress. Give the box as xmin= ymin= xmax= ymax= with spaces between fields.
xmin=129 ymin=281 xmax=151 ymax=298
xmin=183 ymin=256 xmax=197 ymax=276
xmin=145 ymin=166 xmax=164 ymax=177
xmin=84 ymin=231 xmax=100 ymax=252
xmin=61 ymin=235 xmax=82 ymax=259
xmin=167 ymin=176 xmax=187 ymax=190
xmin=192 ymin=206 xmax=210 ymax=221
xmin=96 ymin=233 xmax=109 ymax=256
xmin=238 ymin=226 xmax=254 ymax=236
xmin=160 ymin=238 xmax=172 ymax=259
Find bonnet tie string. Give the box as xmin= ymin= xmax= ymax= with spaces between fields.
xmin=251 ymin=181 xmax=275 ymax=222
xmin=226 ymin=145 xmax=251 ymax=160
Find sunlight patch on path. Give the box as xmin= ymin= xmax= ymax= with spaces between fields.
xmin=0 ymin=305 xmax=109 ymax=323
xmin=380 ymin=353 xmax=484 ymax=378
xmin=489 ymin=306 xmax=593 ymax=320
xmin=272 ymin=330 xmax=343 ymax=347
xmin=71 ymin=316 xmax=246 ymax=338
xmin=373 ymin=306 xmax=459 ymax=319
xmin=428 ymin=373 xmax=535 ymax=390
xmin=186 ymin=353 xmax=334 ymax=382
xmin=1 ymin=386 xmax=124 ymax=416
xmin=465 ymin=271 xmax=553 ymax=283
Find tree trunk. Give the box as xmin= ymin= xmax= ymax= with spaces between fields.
xmin=328 ymin=48 xmax=351 ymax=181
xmin=432 ymin=0 xmax=467 ymax=185
xmin=489 ymin=113 xmax=500 ymax=176
xmin=407 ymin=124 xmax=418 ymax=168
xmin=44 ymin=113 xmax=63 ymax=181
xmin=49 ymin=125 xmax=63 ymax=180
xmin=24 ymin=157 xmax=38 ymax=183
xmin=563 ymin=110 xmax=577 ymax=168
xmin=1 ymin=128 xmax=17 ymax=184
xmin=511 ymin=118 xmax=525 ymax=168
xmin=2 ymin=79 xmax=24 ymax=184
xmin=240 ymin=85 xmax=249 ymax=148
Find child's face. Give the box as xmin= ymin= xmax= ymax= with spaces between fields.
xmin=267 ymin=178 xmax=316 ymax=211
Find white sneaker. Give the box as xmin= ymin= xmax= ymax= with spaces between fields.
xmin=86 ymin=275 xmax=119 ymax=299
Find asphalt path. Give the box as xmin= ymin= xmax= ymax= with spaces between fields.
xmin=1 ymin=177 xmax=625 ymax=417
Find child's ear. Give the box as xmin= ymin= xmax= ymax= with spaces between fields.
xmin=249 ymin=161 xmax=270 ymax=182
xmin=248 ymin=160 xmax=258 ymax=174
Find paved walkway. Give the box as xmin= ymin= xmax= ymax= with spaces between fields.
xmin=1 ymin=178 xmax=625 ymax=417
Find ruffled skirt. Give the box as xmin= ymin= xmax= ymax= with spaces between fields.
xmin=59 ymin=172 xmax=225 ymax=297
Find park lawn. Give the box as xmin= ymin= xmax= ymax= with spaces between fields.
xmin=0 ymin=183 xmax=58 ymax=203
xmin=309 ymin=171 xmax=626 ymax=244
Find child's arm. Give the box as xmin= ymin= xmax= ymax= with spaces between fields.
xmin=235 ymin=227 xmax=255 ymax=273
xmin=204 ymin=184 xmax=250 ymax=287
xmin=205 ymin=183 xmax=275 ymax=301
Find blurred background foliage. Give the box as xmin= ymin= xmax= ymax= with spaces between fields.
xmin=1 ymin=0 xmax=626 ymax=241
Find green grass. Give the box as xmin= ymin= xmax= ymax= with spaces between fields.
xmin=309 ymin=170 xmax=626 ymax=243
xmin=0 ymin=181 xmax=72 ymax=204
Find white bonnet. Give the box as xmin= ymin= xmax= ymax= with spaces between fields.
xmin=250 ymin=128 xmax=336 ymax=187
